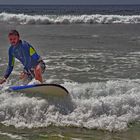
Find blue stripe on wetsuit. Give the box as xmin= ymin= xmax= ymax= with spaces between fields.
xmin=4 ymin=40 xmax=41 ymax=79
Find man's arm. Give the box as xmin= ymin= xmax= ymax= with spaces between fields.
xmin=0 ymin=48 xmax=15 ymax=84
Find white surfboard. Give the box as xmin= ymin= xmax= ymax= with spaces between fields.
xmin=9 ymin=84 xmax=69 ymax=97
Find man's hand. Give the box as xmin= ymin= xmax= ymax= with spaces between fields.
xmin=0 ymin=77 xmax=6 ymax=84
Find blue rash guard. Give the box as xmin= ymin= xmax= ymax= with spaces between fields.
xmin=4 ymin=40 xmax=42 ymax=79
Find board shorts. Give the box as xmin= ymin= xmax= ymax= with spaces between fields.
xmin=24 ymin=60 xmax=46 ymax=79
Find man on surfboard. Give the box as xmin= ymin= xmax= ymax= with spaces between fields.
xmin=0 ymin=30 xmax=46 ymax=84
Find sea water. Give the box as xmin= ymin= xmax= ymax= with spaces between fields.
xmin=0 ymin=5 xmax=140 ymax=140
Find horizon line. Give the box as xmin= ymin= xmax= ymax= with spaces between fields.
xmin=0 ymin=4 xmax=140 ymax=6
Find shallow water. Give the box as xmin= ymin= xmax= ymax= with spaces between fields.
xmin=0 ymin=123 xmax=140 ymax=140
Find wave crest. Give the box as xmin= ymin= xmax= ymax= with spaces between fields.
xmin=0 ymin=12 xmax=140 ymax=24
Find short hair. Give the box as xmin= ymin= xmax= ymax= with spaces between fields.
xmin=8 ymin=30 xmax=20 ymax=37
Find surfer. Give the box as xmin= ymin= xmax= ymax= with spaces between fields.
xmin=0 ymin=30 xmax=46 ymax=84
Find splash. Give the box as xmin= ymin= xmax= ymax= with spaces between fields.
xmin=0 ymin=79 xmax=140 ymax=131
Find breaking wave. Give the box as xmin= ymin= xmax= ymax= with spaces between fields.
xmin=0 ymin=79 xmax=140 ymax=132
xmin=1 ymin=12 xmax=140 ymax=24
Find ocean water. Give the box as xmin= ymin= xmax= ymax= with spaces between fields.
xmin=1 ymin=5 xmax=140 ymax=24
xmin=0 ymin=5 xmax=140 ymax=140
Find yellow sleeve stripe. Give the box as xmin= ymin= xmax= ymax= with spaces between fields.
xmin=30 ymin=47 xmax=36 ymax=56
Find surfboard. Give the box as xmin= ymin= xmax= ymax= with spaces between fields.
xmin=9 ymin=84 xmax=69 ymax=97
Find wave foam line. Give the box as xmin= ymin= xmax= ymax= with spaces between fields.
xmin=0 ymin=131 xmax=22 ymax=140
xmin=0 ymin=12 xmax=140 ymax=24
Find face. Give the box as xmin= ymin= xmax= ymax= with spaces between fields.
xmin=8 ymin=35 xmax=20 ymax=46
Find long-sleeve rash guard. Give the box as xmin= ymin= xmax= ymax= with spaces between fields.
xmin=4 ymin=40 xmax=41 ymax=79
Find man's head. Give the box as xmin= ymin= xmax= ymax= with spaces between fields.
xmin=8 ymin=30 xmax=20 ymax=46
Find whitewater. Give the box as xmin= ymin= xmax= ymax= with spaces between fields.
xmin=0 ymin=79 xmax=140 ymax=132
xmin=1 ymin=12 xmax=140 ymax=24
xmin=0 ymin=48 xmax=140 ymax=132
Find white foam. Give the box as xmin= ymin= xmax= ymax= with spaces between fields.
xmin=0 ymin=131 xmax=22 ymax=140
xmin=27 ymin=79 xmax=41 ymax=85
xmin=45 ymin=78 xmax=60 ymax=83
xmin=1 ymin=12 xmax=140 ymax=24
xmin=0 ymin=79 xmax=140 ymax=131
